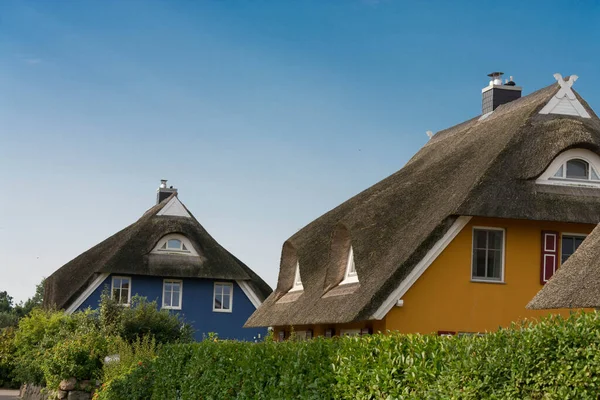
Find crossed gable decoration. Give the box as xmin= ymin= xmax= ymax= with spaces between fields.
xmin=539 ymin=73 xmax=590 ymax=118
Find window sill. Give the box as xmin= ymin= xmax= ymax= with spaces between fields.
xmin=162 ymin=306 xmax=182 ymax=311
xmin=470 ymin=279 xmax=505 ymax=285
xmin=213 ymin=309 xmax=233 ymax=313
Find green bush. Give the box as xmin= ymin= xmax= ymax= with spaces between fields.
xmin=0 ymin=327 xmax=17 ymax=388
xmin=99 ymin=293 xmax=194 ymax=345
xmin=41 ymin=330 xmax=110 ymax=390
xmin=94 ymin=312 xmax=600 ymax=400
xmin=12 ymin=294 xmax=190 ymax=390
xmin=11 ymin=308 xmax=95 ymax=385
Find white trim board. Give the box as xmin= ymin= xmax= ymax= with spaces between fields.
xmin=236 ymin=280 xmax=263 ymax=309
xmin=157 ymin=196 xmax=192 ymax=218
xmin=371 ymin=216 xmax=472 ymax=320
xmin=65 ymin=273 xmax=110 ymax=314
xmin=539 ymin=73 xmax=590 ymax=118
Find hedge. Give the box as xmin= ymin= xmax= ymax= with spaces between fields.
xmin=97 ymin=312 xmax=600 ymax=399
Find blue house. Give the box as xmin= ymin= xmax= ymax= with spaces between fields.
xmin=44 ymin=180 xmax=272 ymax=341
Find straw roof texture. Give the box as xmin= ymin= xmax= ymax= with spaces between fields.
xmin=246 ymin=79 xmax=600 ymax=327
xmin=44 ymin=194 xmax=272 ymax=309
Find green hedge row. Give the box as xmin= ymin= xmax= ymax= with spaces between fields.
xmin=99 ymin=312 xmax=600 ymax=399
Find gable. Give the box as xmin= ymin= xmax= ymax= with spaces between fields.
xmin=156 ymin=196 xmax=192 ymax=218
xmin=539 ymin=74 xmax=591 ymax=118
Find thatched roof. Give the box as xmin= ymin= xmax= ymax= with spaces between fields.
xmin=528 ymin=223 xmax=600 ymax=309
xmin=246 ymin=78 xmax=600 ymax=328
xmin=44 ymin=194 xmax=272 ymax=309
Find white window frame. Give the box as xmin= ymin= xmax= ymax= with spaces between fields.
xmin=289 ymin=261 xmax=304 ymax=292
xmin=151 ymin=233 xmax=199 ymax=256
xmin=340 ymin=329 xmax=361 ymax=336
xmin=162 ymin=279 xmax=183 ymax=310
xmin=213 ymin=282 xmax=233 ymax=313
xmin=536 ymin=149 xmax=600 ymax=188
xmin=470 ymin=227 xmax=505 ymax=283
xmin=560 ymin=233 xmax=587 ymax=265
xmin=111 ymin=276 xmax=132 ymax=306
xmin=340 ymin=246 xmax=359 ymax=285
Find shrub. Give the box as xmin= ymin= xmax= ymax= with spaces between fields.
xmin=94 ymin=312 xmax=600 ymax=399
xmin=99 ymin=293 xmax=194 ymax=344
xmin=95 ymin=336 xmax=159 ymax=400
xmin=41 ymin=330 xmax=110 ymax=390
xmin=11 ymin=308 xmax=95 ymax=385
xmin=0 ymin=327 xmax=17 ymax=388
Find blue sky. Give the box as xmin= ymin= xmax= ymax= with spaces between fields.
xmin=1 ymin=0 xmax=599 ymax=302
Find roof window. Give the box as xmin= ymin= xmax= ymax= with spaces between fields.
xmin=537 ymin=149 xmax=600 ymax=188
xmin=340 ymin=246 xmax=359 ymax=285
xmin=152 ymin=234 xmax=198 ymax=256
xmin=289 ymin=262 xmax=304 ymax=292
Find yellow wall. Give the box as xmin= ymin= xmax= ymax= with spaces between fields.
xmin=384 ymin=217 xmax=594 ymax=334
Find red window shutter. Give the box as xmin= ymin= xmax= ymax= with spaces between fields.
xmin=541 ymin=231 xmax=559 ymax=284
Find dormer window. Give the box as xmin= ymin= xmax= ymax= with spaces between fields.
xmin=340 ymin=246 xmax=359 ymax=285
xmin=537 ymin=149 xmax=600 ymax=188
xmin=289 ymin=261 xmax=304 ymax=292
xmin=161 ymin=239 xmax=188 ymax=252
xmin=152 ymin=234 xmax=199 ymax=256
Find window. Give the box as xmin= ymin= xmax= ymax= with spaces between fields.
xmin=537 ymin=149 xmax=600 ymax=188
xmin=289 ymin=262 xmax=304 ymax=292
xmin=561 ymin=234 xmax=586 ymax=264
xmin=553 ymin=158 xmax=599 ymax=181
xmin=111 ymin=276 xmax=131 ymax=305
xmin=213 ymin=282 xmax=233 ymax=312
xmin=162 ymin=279 xmax=182 ymax=310
xmin=152 ymin=234 xmax=198 ymax=255
xmin=160 ymin=239 xmax=188 ymax=252
xmin=340 ymin=246 xmax=359 ymax=285
xmin=471 ymin=228 xmax=505 ymax=282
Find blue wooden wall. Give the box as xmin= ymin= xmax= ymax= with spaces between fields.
xmin=77 ymin=274 xmax=267 ymax=342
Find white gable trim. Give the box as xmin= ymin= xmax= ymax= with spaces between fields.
xmin=157 ymin=196 xmax=192 ymax=218
xmin=236 ymin=280 xmax=263 ymax=309
xmin=539 ymin=74 xmax=590 ymax=118
xmin=371 ymin=216 xmax=472 ymax=320
xmin=65 ymin=273 xmax=110 ymax=314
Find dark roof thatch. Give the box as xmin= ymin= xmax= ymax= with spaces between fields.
xmin=528 ymin=223 xmax=600 ymax=309
xmin=44 ymin=194 xmax=272 ymax=309
xmin=246 ymin=79 xmax=600 ymax=328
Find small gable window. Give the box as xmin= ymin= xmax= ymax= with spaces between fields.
xmin=152 ymin=234 xmax=198 ymax=256
xmin=162 ymin=279 xmax=182 ymax=310
xmin=289 ymin=262 xmax=304 ymax=292
xmin=213 ymin=282 xmax=233 ymax=312
xmin=161 ymin=239 xmax=188 ymax=252
xmin=111 ymin=276 xmax=131 ymax=305
xmin=537 ymin=149 xmax=600 ymax=187
xmin=340 ymin=246 xmax=359 ymax=285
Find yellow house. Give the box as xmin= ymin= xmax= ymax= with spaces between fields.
xmin=246 ymin=72 xmax=600 ymax=339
